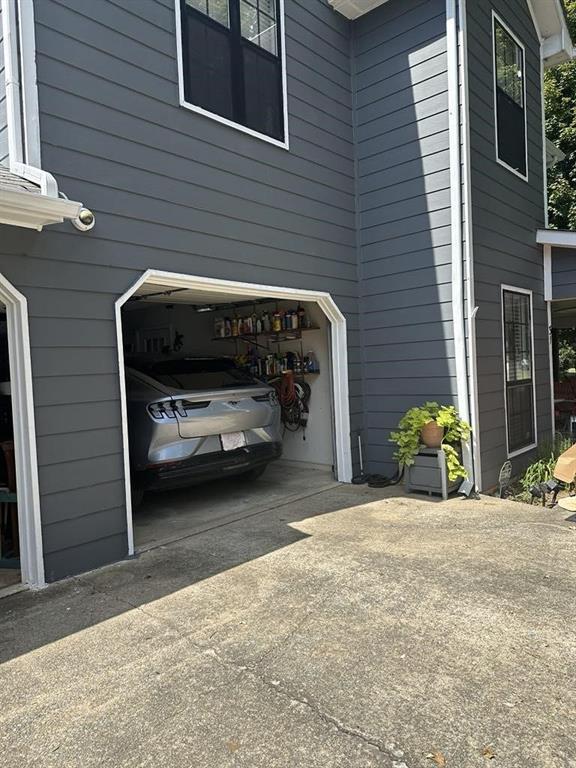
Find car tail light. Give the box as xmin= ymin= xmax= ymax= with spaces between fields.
xmin=148 ymin=402 xmax=176 ymax=420
xmin=253 ymin=392 xmax=278 ymax=406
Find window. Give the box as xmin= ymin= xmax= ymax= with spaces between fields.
xmin=502 ymin=288 xmax=536 ymax=455
xmin=493 ymin=14 xmax=527 ymax=179
xmin=178 ymin=0 xmax=286 ymax=144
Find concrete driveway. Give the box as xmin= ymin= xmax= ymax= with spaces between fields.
xmin=1 ymin=486 xmax=575 ymax=767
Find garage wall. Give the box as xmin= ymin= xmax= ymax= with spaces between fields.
xmin=0 ymin=0 xmax=361 ymax=580
xmin=551 ymin=247 xmax=576 ymax=300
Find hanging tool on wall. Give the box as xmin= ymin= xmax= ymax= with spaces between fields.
xmin=272 ymin=371 xmax=311 ymax=437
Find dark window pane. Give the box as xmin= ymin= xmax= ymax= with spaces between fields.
xmin=503 ymin=291 xmax=535 ymax=451
xmin=496 ymin=90 xmax=526 ymax=175
xmin=494 ymin=20 xmax=526 ymax=176
xmin=242 ymin=44 xmax=283 ymax=140
xmin=507 ymin=383 xmax=535 ymax=453
xmin=182 ymin=9 xmax=234 ymax=121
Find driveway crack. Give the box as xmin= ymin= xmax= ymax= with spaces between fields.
xmin=75 ymin=576 xmax=407 ymax=765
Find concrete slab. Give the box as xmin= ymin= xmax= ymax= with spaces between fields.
xmin=1 ymin=487 xmax=575 ymax=767
xmin=134 ymin=461 xmax=337 ymax=551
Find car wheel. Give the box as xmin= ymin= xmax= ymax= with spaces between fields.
xmin=240 ymin=465 xmax=268 ymax=482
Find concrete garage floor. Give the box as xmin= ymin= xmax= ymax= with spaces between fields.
xmin=134 ymin=461 xmax=337 ymax=550
xmin=1 ymin=488 xmax=576 ymax=767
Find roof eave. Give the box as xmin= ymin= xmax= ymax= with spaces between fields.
xmin=0 ymin=188 xmax=83 ymax=231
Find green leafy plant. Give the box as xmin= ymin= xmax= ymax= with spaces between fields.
xmin=390 ymin=402 xmax=471 ymax=482
xmin=519 ymin=434 xmax=574 ymax=493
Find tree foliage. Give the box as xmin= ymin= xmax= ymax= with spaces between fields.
xmin=545 ymin=0 xmax=576 ymax=229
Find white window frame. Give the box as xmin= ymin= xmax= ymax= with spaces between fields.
xmin=174 ymin=0 xmax=290 ymax=150
xmin=492 ymin=10 xmax=529 ymax=182
xmin=501 ymin=284 xmax=538 ymax=458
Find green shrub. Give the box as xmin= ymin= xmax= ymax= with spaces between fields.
xmin=519 ymin=434 xmax=574 ymax=492
xmin=389 ymin=402 xmax=471 ymax=482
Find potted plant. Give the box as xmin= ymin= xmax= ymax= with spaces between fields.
xmin=390 ymin=402 xmax=471 ymax=482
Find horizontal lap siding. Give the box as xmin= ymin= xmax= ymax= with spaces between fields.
xmin=354 ymin=0 xmax=453 ymax=475
xmin=551 ymin=247 xmax=576 ymax=299
xmin=467 ymin=0 xmax=550 ymax=489
xmin=0 ymin=0 xmax=360 ymax=581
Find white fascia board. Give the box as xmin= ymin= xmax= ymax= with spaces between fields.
xmin=536 ymin=229 xmax=576 ymax=247
xmin=327 ymin=0 xmax=388 ymax=20
xmin=0 ymin=188 xmax=82 ymax=231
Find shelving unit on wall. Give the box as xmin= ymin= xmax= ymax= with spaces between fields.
xmin=210 ymin=304 xmax=322 ymax=381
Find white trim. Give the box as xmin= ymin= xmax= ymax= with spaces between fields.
xmin=537 ymin=229 xmax=576 ymax=248
xmin=446 ymin=0 xmax=474 ymax=485
xmin=547 ymin=299 xmax=555 ymax=442
xmin=0 ymin=273 xmax=45 ymax=588
xmin=492 ymin=11 xmax=529 ymax=183
xmin=457 ymin=0 xmax=482 ymax=490
xmin=525 ymin=0 xmax=543 ymax=42
xmin=1 ymin=0 xmax=66 ymax=198
xmin=16 ymin=0 xmax=41 ymax=168
xmin=543 ymin=243 xmax=552 ymax=301
xmin=0 ymin=187 xmax=82 ymax=231
xmin=2 ymin=0 xmax=24 ymax=164
xmin=174 ymin=0 xmax=290 ymax=151
xmin=115 ymin=270 xmax=353 ymax=556
xmin=501 ymin=285 xmax=538 ymax=459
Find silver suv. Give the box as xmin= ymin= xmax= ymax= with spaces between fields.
xmin=126 ymin=357 xmax=282 ymax=506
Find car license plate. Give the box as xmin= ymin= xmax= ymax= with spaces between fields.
xmin=221 ymin=432 xmax=246 ymax=451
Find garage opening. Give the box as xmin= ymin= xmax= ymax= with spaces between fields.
xmin=117 ymin=272 xmax=352 ymax=553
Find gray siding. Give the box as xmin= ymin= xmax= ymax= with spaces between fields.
xmin=0 ymin=3 xmax=8 ymax=165
xmin=467 ymin=0 xmax=550 ymax=488
xmin=353 ymin=0 xmax=454 ymax=476
xmin=0 ymin=0 xmax=362 ymax=581
xmin=551 ymin=247 xmax=576 ymax=299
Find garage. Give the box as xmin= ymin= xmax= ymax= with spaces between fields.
xmin=116 ymin=272 xmax=352 ymax=554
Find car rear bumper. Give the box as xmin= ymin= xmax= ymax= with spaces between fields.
xmin=136 ymin=441 xmax=283 ymax=492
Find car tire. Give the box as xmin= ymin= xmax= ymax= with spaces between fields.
xmin=239 ymin=465 xmax=268 ymax=482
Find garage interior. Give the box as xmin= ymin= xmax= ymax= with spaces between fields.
xmin=0 ymin=306 xmax=20 ymax=591
xmin=121 ymin=283 xmax=339 ymax=551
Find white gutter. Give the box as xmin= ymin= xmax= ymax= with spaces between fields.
xmin=0 ymin=187 xmax=82 ymax=230
xmin=446 ymin=0 xmax=474 ymax=486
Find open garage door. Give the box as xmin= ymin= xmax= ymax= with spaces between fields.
xmin=116 ymin=271 xmax=352 ymax=555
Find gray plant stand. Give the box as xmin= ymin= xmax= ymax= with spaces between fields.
xmin=405 ymin=447 xmax=460 ymax=500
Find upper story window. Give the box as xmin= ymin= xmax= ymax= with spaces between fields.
xmin=177 ymin=0 xmax=287 ymax=146
xmin=502 ymin=287 xmax=536 ymax=456
xmin=493 ymin=13 xmax=527 ymax=179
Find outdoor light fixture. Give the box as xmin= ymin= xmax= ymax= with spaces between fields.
xmin=72 ymin=207 xmax=96 ymax=231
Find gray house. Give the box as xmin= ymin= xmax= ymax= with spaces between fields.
xmin=0 ymin=0 xmax=572 ymax=588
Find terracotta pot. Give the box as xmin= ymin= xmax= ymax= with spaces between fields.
xmin=420 ymin=420 xmax=444 ymax=448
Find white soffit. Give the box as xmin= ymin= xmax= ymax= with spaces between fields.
xmin=327 ymin=0 xmax=388 ymax=20
xmin=328 ymin=0 xmax=574 ymax=66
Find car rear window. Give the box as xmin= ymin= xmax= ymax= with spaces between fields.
xmin=139 ymin=359 xmax=259 ymax=390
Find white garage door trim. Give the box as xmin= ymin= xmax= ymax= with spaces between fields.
xmin=0 ymin=272 xmax=44 ymax=588
xmin=116 ymin=269 xmax=353 ymax=557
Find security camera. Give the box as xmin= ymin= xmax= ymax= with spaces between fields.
xmin=72 ymin=207 xmax=96 ymax=232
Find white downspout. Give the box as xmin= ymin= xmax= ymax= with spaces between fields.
xmin=2 ymin=0 xmax=24 ymax=163
xmin=1 ymin=0 xmax=58 ymax=196
xmin=446 ymin=0 xmax=474 ymax=486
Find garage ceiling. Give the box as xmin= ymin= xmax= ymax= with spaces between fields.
xmin=130 ymin=283 xmax=276 ymax=306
